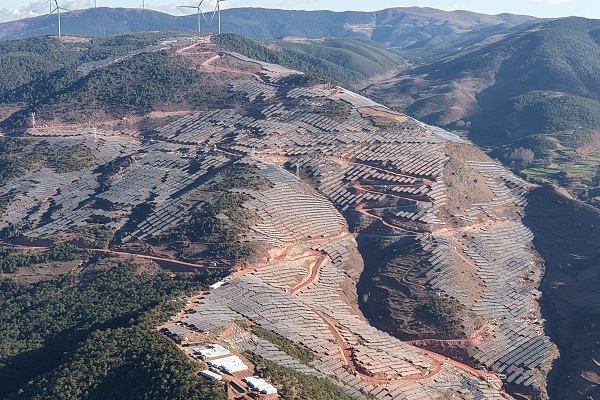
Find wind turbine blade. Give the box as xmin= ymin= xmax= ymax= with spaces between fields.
xmin=209 ymin=2 xmax=218 ymax=24
xmin=45 ymin=0 xmax=54 ymax=13
xmin=200 ymin=9 xmax=208 ymax=21
xmin=178 ymin=5 xmax=197 ymax=8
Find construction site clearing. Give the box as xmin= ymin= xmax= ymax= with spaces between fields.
xmin=0 ymin=36 xmax=559 ymax=399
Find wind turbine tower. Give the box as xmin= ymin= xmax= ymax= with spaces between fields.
xmin=210 ymin=0 xmax=226 ymax=35
xmin=47 ymin=0 xmax=70 ymax=37
xmin=178 ymin=0 xmax=207 ymax=34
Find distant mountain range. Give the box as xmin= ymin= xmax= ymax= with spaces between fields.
xmin=366 ymin=17 xmax=600 ymax=138
xmin=0 ymin=6 xmax=536 ymax=49
xmin=364 ymin=16 xmax=600 ymax=210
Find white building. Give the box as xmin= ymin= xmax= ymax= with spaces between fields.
xmin=196 ymin=344 xmax=230 ymax=360
xmin=244 ymin=376 xmax=278 ymax=394
xmin=208 ymin=355 xmax=248 ymax=373
xmin=200 ymin=370 xmax=223 ymax=381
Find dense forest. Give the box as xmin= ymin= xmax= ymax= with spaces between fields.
xmin=2 ymin=51 xmax=238 ymax=129
xmin=490 ymin=91 xmax=600 ymax=143
xmin=0 ymin=33 xmax=175 ymax=100
xmin=273 ymin=38 xmax=404 ymax=85
xmin=0 ymin=259 xmax=226 ymax=399
xmin=215 ymin=34 xmax=402 ymax=88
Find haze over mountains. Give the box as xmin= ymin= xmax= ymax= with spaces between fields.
xmin=0 ymin=6 xmax=536 ymax=46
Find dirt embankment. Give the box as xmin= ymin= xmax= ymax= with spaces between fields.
xmin=356 ymin=235 xmax=466 ymax=341
xmin=354 ymin=143 xmax=499 ymax=343
xmin=524 ymin=186 xmax=600 ymax=400
xmin=440 ymin=142 xmax=496 ymax=219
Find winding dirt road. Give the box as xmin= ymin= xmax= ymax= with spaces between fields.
xmin=0 ymin=241 xmax=228 ymax=270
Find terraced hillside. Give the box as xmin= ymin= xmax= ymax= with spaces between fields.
xmin=363 ymin=17 xmax=600 ymax=210
xmin=0 ymin=35 xmax=567 ymax=400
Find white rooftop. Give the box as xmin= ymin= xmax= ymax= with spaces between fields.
xmin=200 ymin=370 xmax=223 ymax=380
xmin=208 ymin=355 xmax=248 ymax=373
xmin=244 ymin=376 xmax=278 ymax=394
xmin=196 ymin=344 xmax=230 ymax=359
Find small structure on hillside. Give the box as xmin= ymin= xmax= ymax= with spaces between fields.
xmin=200 ymin=369 xmax=223 ymax=381
xmin=244 ymin=376 xmax=278 ymax=394
xmin=208 ymin=355 xmax=248 ymax=373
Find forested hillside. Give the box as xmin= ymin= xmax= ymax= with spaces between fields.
xmin=274 ymin=38 xmax=405 ymax=83
xmin=2 ymin=52 xmax=236 ymax=128
xmin=0 ymin=33 xmax=173 ymax=99
xmin=0 ymin=259 xmax=226 ymax=399
xmin=367 ymin=17 xmax=600 ymax=135
xmin=0 ymin=33 xmax=405 ymax=131
xmin=215 ymin=34 xmax=403 ymax=87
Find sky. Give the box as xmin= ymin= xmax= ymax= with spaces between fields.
xmin=1 ymin=0 xmax=599 ymax=23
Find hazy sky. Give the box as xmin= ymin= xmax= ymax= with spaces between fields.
xmin=1 ymin=0 xmax=599 ymax=23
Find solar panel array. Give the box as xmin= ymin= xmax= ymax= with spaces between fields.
xmin=0 ymin=48 xmax=554 ymax=399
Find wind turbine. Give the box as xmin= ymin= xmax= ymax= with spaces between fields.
xmin=178 ymin=0 xmax=207 ymax=35
xmin=210 ymin=0 xmax=225 ymax=35
xmin=47 ymin=0 xmax=70 ymax=38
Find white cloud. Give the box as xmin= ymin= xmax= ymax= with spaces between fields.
xmin=0 ymin=0 xmax=97 ymax=23
xmin=145 ymin=0 xmax=234 ymax=16
xmin=0 ymin=0 xmax=48 ymax=23
xmin=0 ymin=0 xmax=235 ymax=23
xmin=535 ymin=0 xmax=571 ymax=5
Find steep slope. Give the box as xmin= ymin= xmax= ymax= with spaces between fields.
xmin=524 ymin=186 xmax=600 ymax=399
